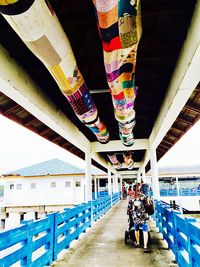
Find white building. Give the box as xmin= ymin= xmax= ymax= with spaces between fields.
xmin=0 ymin=158 xmax=108 ymax=229
xmin=1 ymin=158 xmax=88 ymax=206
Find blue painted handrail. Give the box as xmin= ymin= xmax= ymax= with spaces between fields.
xmin=0 ymin=215 xmax=54 ymax=267
xmin=92 ymin=191 xmax=108 ymax=199
xmin=155 ymin=201 xmax=200 ymax=267
xmin=0 ymin=192 xmax=121 ymax=266
xmin=160 ymin=189 xmax=200 ymax=197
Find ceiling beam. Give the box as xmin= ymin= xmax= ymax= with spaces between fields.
xmin=156 ymin=147 xmax=167 ymax=154
xmin=178 ymin=116 xmax=194 ymax=125
xmin=171 ymin=125 xmax=186 ymax=134
xmin=185 ymin=103 xmax=200 ymax=114
xmin=159 ymin=143 xmax=171 ymax=150
xmin=0 ymin=45 xmax=109 ymax=172
xmin=139 ymin=2 xmax=200 ymax=174
xmin=118 ymin=170 xmax=138 ymax=175
xmin=0 ymin=45 xmax=91 ymax=153
xmin=39 ymin=127 xmax=51 ymax=136
xmin=90 ymin=89 xmax=109 ymax=94
xmin=3 ymin=103 xmax=19 ymax=115
xmin=91 ymin=139 xmax=149 ymax=152
xmin=23 ymin=117 xmax=38 ymax=127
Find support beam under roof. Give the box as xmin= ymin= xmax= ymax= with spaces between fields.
xmin=119 ymin=170 xmax=138 ymax=175
xmin=91 ymin=139 xmax=149 ymax=152
xmin=0 ymin=45 xmax=111 ymax=172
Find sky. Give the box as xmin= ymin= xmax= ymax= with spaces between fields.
xmin=158 ymin=120 xmax=200 ymax=167
xmin=0 ymin=114 xmax=200 ymax=175
xmin=0 ymin=115 xmax=86 ymax=174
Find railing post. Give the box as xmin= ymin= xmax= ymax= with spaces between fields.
xmin=154 ymin=200 xmax=159 ymax=228
xmin=186 ymin=217 xmax=196 ymax=266
xmin=75 ymin=207 xmax=80 ymax=239
xmin=82 ymin=204 xmax=86 ymax=233
xmin=46 ymin=212 xmax=56 ymax=264
xmin=172 ymin=211 xmax=179 ymax=263
xmin=20 ymin=220 xmax=33 ymax=267
xmin=51 ymin=212 xmax=58 ymax=261
xmin=89 ymin=201 xmax=93 ymax=227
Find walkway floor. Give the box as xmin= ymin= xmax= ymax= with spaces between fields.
xmin=51 ymin=199 xmax=178 ymax=267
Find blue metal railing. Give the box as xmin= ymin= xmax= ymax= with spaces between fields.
xmin=155 ymin=201 xmax=200 ymax=267
xmin=160 ymin=189 xmax=200 ymax=197
xmin=0 ymin=192 xmax=121 ymax=267
xmin=0 ymin=216 xmax=54 ymax=267
xmin=92 ymin=191 xmax=108 ymax=199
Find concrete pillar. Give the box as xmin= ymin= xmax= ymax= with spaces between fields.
xmin=5 ymin=213 xmax=21 ymax=229
xmin=98 ymin=178 xmax=100 ymax=192
xmin=94 ymin=178 xmax=97 ymax=199
xmin=120 ymin=177 xmax=123 ymax=193
xmin=85 ymin=151 xmax=92 ymax=202
xmin=150 ymin=149 xmax=160 ymax=200
xmin=142 ymin=169 xmax=147 ymax=183
xmin=108 ymin=165 xmax=112 ymax=195
xmin=115 ymin=175 xmax=119 ymax=193
xmin=112 ymin=175 xmax=114 ymax=193
xmin=112 ymin=175 xmax=116 ymax=193
xmin=137 ymin=173 xmax=141 ymax=182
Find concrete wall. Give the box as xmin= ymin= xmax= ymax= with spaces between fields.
xmin=3 ymin=175 xmax=85 ymax=206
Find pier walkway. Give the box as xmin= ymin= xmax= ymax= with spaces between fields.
xmin=51 ymin=199 xmax=177 ymax=267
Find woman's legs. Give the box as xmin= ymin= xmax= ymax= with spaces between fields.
xmin=142 ymin=223 xmax=151 ymax=253
xmin=135 ymin=229 xmax=140 ymax=245
xmin=143 ymin=231 xmax=148 ymax=249
xmin=134 ymin=224 xmax=140 ymax=246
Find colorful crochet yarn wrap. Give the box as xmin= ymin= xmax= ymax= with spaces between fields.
xmin=0 ymin=0 xmax=109 ymax=144
xmin=92 ymin=0 xmax=142 ymax=146
xmin=107 ymin=153 xmax=122 ymax=169
xmin=123 ymin=151 xmax=134 ymax=169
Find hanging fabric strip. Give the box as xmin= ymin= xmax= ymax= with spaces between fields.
xmin=0 ymin=0 xmax=109 ymax=144
xmin=107 ymin=153 xmax=121 ymax=169
xmin=92 ymin=0 xmax=142 ymax=146
xmin=123 ymin=151 xmax=134 ymax=169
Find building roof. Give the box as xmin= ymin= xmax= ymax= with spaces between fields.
xmin=3 ymin=158 xmax=106 ymax=177
xmin=4 ymin=158 xmax=85 ymax=177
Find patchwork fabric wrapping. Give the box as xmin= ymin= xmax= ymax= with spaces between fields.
xmin=0 ymin=0 xmax=109 ymax=144
xmin=107 ymin=153 xmax=121 ymax=169
xmin=123 ymin=151 xmax=134 ymax=169
xmin=92 ymin=0 xmax=142 ymax=147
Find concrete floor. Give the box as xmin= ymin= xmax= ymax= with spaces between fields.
xmin=51 ymin=199 xmax=178 ymax=267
